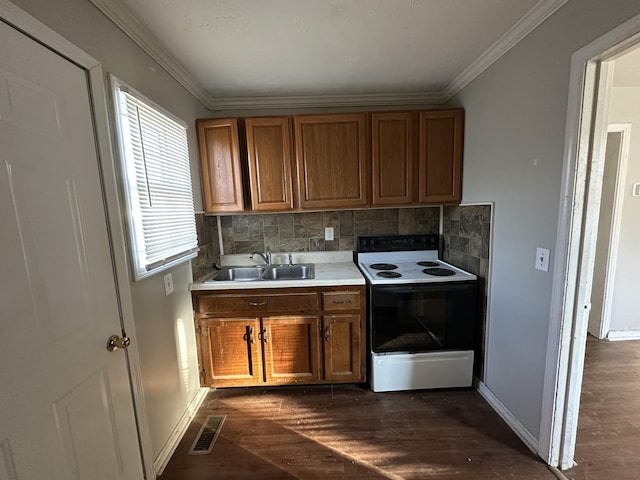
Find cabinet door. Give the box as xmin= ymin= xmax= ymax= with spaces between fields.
xmin=245 ymin=117 xmax=294 ymax=211
xmin=418 ymin=109 xmax=464 ymax=204
xmin=197 ymin=118 xmax=244 ymax=212
xmin=371 ymin=112 xmax=415 ymax=205
xmin=294 ymin=113 xmax=369 ymax=209
xmin=322 ymin=314 xmax=363 ymax=382
xmin=261 ymin=316 xmax=320 ymax=384
xmin=198 ymin=318 xmax=263 ymax=387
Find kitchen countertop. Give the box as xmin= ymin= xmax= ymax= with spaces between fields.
xmin=190 ymin=251 xmax=366 ymax=291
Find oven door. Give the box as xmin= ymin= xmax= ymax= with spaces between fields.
xmin=369 ymin=281 xmax=476 ymax=354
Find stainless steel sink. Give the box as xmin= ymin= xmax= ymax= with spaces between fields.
xmin=204 ymin=263 xmax=315 ymax=282
xmin=262 ymin=264 xmax=315 ymax=280
xmin=206 ymin=265 xmax=266 ymax=282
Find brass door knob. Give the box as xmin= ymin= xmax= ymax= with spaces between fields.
xmin=106 ymin=334 xmax=131 ymax=352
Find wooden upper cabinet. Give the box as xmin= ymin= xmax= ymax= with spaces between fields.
xmin=371 ymin=112 xmax=415 ymax=205
xmin=294 ymin=113 xmax=369 ymax=209
xmin=245 ymin=117 xmax=294 ymax=211
xmin=418 ymin=109 xmax=464 ymax=204
xmin=196 ymin=118 xmax=244 ymax=213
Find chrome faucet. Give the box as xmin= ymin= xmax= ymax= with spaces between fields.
xmin=250 ymin=246 xmax=271 ymax=265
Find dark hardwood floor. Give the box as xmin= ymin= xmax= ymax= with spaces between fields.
xmin=567 ymin=335 xmax=640 ymax=479
xmin=160 ymin=384 xmax=554 ymax=479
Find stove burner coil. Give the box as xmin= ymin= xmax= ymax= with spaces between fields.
xmin=422 ymin=267 xmax=456 ymax=277
xmin=417 ymin=261 xmax=440 ymax=267
xmin=377 ymin=271 xmax=402 ymax=278
xmin=369 ymin=263 xmax=398 ymax=271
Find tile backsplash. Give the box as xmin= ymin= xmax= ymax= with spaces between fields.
xmin=219 ymin=207 xmax=440 ymax=255
xmin=442 ymin=204 xmax=492 ymax=380
xmin=192 ymin=213 xmax=221 ymax=281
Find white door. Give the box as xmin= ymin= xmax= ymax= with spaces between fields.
xmin=0 ymin=20 xmax=144 ymax=480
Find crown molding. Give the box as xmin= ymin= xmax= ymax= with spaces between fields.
xmin=89 ymin=0 xmax=217 ymax=109
xmin=91 ymin=0 xmax=567 ymax=111
xmin=207 ymin=91 xmax=447 ymax=111
xmin=442 ymin=0 xmax=569 ymax=100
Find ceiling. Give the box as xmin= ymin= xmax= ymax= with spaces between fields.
xmin=92 ymin=0 xmax=569 ymax=110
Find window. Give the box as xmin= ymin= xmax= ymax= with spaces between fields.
xmin=111 ymin=76 xmax=198 ymax=280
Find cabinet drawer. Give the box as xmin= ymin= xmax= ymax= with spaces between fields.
xmin=322 ymin=291 xmax=360 ymax=311
xmin=196 ymin=292 xmax=319 ymax=315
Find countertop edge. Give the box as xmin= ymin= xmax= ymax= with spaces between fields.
xmin=190 ymin=261 xmax=365 ymax=291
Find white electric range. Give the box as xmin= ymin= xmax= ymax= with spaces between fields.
xmin=356 ymin=234 xmax=478 ymax=392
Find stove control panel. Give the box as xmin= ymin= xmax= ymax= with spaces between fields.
xmin=356 ymin=234 xmax=439 ymax=253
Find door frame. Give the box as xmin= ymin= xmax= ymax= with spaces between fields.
xmin=0 ymin=1 xmax=154 ymax=477
xmin=596 ymin=124 xmax=632 ymax=339
xmin=538 ymin=11 xmax=640 ymax=470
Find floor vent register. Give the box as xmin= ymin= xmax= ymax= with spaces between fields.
xmin=188 ymin=415 xmax=226 ymax=455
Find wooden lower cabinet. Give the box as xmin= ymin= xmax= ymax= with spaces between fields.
xmin=262 ymin=316 xmax=320 ymax=384
xmin=198 ymin=317 xmax=263 ymax=387
xmin=193 ymin=286 xmax=365 ymax=388
xmin=322 ymin=314 xmax=361 ymax=382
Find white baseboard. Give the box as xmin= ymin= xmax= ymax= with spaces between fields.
xmin=607 ymin=330 xmax=640 ymax=341
xmin=153 ymin=387 xmax=210 ymax=476
xmin=475 ymin=380 xmax=539 ymax=454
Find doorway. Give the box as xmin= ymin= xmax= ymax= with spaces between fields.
xmin=588 ymin=123 xmax=632 ymax=340
xmin=539 ymin=12 xmax=640 ymax=471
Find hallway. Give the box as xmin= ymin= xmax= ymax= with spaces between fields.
xmin=568 ymin=336 xmax=640 ymax=479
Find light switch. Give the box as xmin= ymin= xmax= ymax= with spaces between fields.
xmin=164 ymin=273 xmax=174 ymax=296
xmin=535 ymin=248 xmax=550 ymax=272
xmin=325 ymin=227 xmax=335 ymax=241
xmin=633 ymin=183 xmax=640 ymax=197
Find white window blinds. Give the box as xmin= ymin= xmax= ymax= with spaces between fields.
xmin=112 ymin=77 xmax=198 ymax=280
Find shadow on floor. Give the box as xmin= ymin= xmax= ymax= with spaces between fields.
xmin=160 ymin=385 xmax=554 ymax=480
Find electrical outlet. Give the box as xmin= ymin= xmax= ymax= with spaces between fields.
xmin=535 ymin=248 xmax=550 ymax=272
xmin=163 ymin=273 xmax=174 ymax=296
xmin=325 ymin=227 xmax=334 ymax=241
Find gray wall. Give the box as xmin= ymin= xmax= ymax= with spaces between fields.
xmin=447 ymin=0 xmax=640 ymax=438
xmin=608 ymin=86 xmax=640 ymax=332
xmin=11 ymin=0 xmax=212 ymax=461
